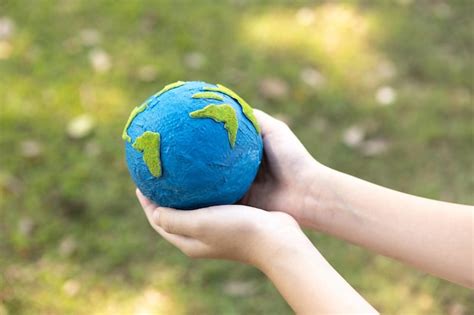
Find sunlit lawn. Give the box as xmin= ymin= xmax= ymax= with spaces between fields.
xmin=1 ymin=1 xmax=473 ymax=314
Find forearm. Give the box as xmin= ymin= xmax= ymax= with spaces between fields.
xmin=257 ymin=233 xmax=377 ymax=314
xmin=302 ymin=166 xmax=474 ymax=287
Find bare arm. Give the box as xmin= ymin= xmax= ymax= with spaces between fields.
xmin=304 ymin=167 xmax=474 ymax=288
xmin=137 ymin=190 xmax=377 ymax=314
xmin=260 ymin=232 xmax=378 ymax=314
xmin=244 ymin=109 xmax=474 ymax=288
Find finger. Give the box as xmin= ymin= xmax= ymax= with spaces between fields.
xmin=253 ymin=109 xmax=287 ymax=138
xmin=154 ymin=224 xmax=209 ymax=258
xmin=154 ymin=207 xmax=207 ymax=236
xmin=136 ymin=188 xmax=158 ymax=212
xmin=136 ymin=190 xmax=210 ymax=256
xmin=136 ymin=188 xmax=160 ymax=229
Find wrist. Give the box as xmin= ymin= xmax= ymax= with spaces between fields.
xmin=251 ymin=223 xmax=312 ymax=271
xmin=256 ymin=226 xmax=379 ymax=314
xmin=297 ymin=162 xmax=340 ymax=229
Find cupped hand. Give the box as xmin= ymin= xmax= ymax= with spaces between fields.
xmin=240 ymin=110 xmax=326 ymax=222
xmin=136 ymin=189 xmax=304 ymax=268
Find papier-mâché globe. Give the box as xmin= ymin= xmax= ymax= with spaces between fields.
xmin=123 ymin=81 xmax=263 ymax=209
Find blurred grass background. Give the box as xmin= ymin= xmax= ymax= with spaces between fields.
xmin=0 ymin=0 xmax=473 ymax=314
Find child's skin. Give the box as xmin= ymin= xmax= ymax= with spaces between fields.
xmin=136 ymin=109 xmax=473 ymax=314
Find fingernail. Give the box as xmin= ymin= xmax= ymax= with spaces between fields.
xmin=153 ymin=209 xmax=160 ymax=223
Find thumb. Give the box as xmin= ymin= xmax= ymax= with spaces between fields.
xmin=253 ymin=109 xmax=289 ymax=138
xmin=155 ymin=207 xmax=205 ymax=236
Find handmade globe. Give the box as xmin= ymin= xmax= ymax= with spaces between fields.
xmin=123 ymin=81 xmax=263 ymax=209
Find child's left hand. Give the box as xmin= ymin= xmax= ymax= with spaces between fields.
xmin=136 ymin=189 xmax=305 ymax=268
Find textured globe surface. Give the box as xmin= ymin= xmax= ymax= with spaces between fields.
xmin=123 ymin=81 xmax=263 ymax=209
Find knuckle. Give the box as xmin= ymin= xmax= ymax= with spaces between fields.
xmin=160 ymin=212 xmax=174 ymax=233
xmin=192 ymin=220 xmax=205 ymax=235
xmin=273 ymin=212 xmax=298 ymax=229
xmin=275 ymin=211 xmax=294 ymax=222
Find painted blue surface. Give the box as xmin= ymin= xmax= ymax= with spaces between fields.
xmin=125 ymin=81 xmax=263 ymax=210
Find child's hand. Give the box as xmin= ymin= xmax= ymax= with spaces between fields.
xmin=137 ymin=189 xmax=378 ymax=314
xmin=240 ymin=110 xmax=329 ymax=222
xmin=136 ymin=189 xmax=305 ymax=268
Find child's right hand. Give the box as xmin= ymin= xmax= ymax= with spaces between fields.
xmin=241 ymin=109 xmax=331 ymax=224
xmin=247 ymin=110 xmax=473 ymax=289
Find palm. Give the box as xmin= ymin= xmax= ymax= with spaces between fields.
xmin=239 ymin=110 xmax=319 ymax=220
xmin=240 ymin=150 xmax=315 ymax=220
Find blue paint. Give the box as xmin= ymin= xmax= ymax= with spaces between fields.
xmin=125 ymin=81 xmax=263 ymax=210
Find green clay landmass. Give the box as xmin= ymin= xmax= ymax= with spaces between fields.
xmin=154 ymin=81 xmax=185 ymax=97
xmin=132 ymin=131 xmax=162 ymax=177
xmin=192 ymin=92 xmax=224 ymax=101
xmin=190 ymin=104 xmax=239 ymax=147
xmin=122 ymin=81 xmax=185 ymax=143
xmin=122 ymin=101 xmax=147 ymax=142
xmin=204 ymin=84 xmax=261 ymax=133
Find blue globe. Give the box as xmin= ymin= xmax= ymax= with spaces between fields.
xmin=123 ymin=81 xmax=263 ymax=209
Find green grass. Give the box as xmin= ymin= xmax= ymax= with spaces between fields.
xmin=1 ymin=0 xmax=473 ymax=314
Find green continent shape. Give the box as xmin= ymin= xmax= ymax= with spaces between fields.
xmin=132 ymin=131 xmax=162 ymax=177
xmin=190 ymin=104 xmax=239 ymax=147
xmin=122 ymin=81 xmax=185 ymax=142
xmin=192 ymin=92 xmax=223 ymax=101
xmin=204 ymin=84 xmax=261 ymax=133
xmin=122 ymin=101 xmax=147 ymax=142
xmin=154 ymin=81 xmax=185 ymax=97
